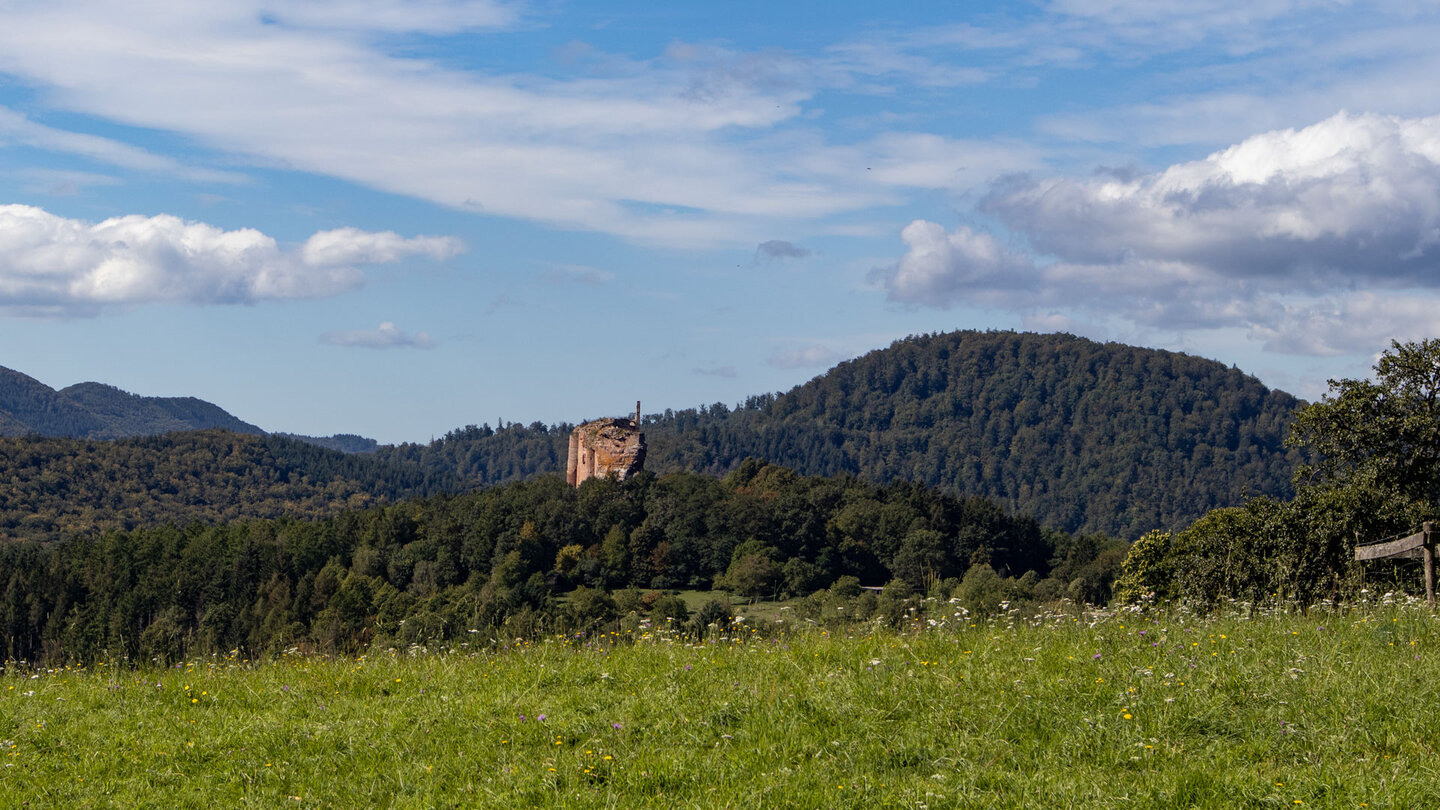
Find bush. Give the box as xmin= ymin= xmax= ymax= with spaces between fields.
xmin=831 ymin=575 xmax=862 ymax=599
xmin=650 ymin=594 xmax=690 ymax=624
xmin=692 ymin=599 xmax=732 ymax=636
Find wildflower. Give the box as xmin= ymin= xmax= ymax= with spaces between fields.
xmin=537 ymin=714 xmax=547 ymax=722
xmin=1092 ymin=653 xmax=1102 ymax=660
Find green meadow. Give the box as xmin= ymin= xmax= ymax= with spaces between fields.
xmin=4 ymin=600 xmax=1438 ymax=809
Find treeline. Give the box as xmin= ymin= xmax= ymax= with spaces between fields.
xmin=0 ymin=462 xmax=1124 ymax=664
xmin=1115 ymin=340 xmax=1440 ymax=607
xmin=377 ymin=331 xmax=1304 ymax=537
xmin=0 ymin=431 xmax=455 ymax=540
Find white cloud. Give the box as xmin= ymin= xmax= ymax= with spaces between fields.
xmin=877 ymin=111 xmax=1440 ymax=356
xmin=692 ymin=365 xmax=737 ymax=378
xmin=300 ymin=227 xmax=463 ymax=266
xmin=985 ymin=111 xmax=1440 ymax=285
xmin=769 ymin=345 xmax=843 ymax=369
xmin=260 ymin=0 xmax=519 ymax=34
xmin=321 ymin=321 xmax=436 ymax=349
xmin=13 ymin=168 xmax=121 ymax=196
xmin=0 ymin=106 xmax=244 ymax=183
xmin=0 ymin=204 xmax=461 ymax=316
xmin=0 ymin=2 xmax=1046 ymax=247
xmin=876 ymin=220 xmax=1036 ymax=309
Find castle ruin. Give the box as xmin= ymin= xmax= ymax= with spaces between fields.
xmin=566 ymin=402 xmax=646 ymax=487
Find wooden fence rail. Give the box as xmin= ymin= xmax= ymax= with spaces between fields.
xmin=1355 ymin=521 xmax=1435 ymax=607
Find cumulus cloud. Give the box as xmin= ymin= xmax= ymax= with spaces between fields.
xmin=985 ymin=111 xmax=1440 ymax=286
xmin=754 ymin=240 xmax=810 ymax=263
xmin=769 ymin=345 xmax=843 ymax=369
xmin=321 ymin=321 xmax=436 ymax=349
xmin=0 ymin=204 xmax=461 ymax=316
xmin=875 ymin=220 xmax=1036 ymax=309
xmin=877 ymin=111 xmax=1440 ymax=356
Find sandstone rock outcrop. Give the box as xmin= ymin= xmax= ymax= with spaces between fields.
xmin=566 ymin=404 xmax=645 ymax=487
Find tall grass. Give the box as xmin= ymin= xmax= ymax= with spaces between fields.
xmin=4 ymin=598 xmax=1438 ymax=808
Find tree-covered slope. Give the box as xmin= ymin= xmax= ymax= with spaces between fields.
xmin=0 ymin=365 xmax=264 ymax=439
xmin=747 ymin=331 xmax=1304 ymax=537
xmin=0 ymin=332 xmax=1305 ymax=540
xmin=0 ymin=365 xmax=379 ymax=455
xmin=380 ymin=332 xmax=1305 ymax=537
xmin=0 ymin=366 xmax=108 ymax=437
xmin=0 ymin=431 xmax=453 ymax=540
xmin=0 ymin=463 xmax=1110 ymax=662
xmin=56 ymin=382 xmax=265 ymax=437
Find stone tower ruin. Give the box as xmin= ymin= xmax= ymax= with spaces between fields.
xmin=566 ymin=401 xmax=646 ymax=487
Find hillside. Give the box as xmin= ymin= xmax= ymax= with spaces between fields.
xmin=0 ymin=332 xmax=1306 ymax=539
xmin=0 ymin=364 xmax=381 ymax=455
xmin=378 ymin=331 xmax=1305 ymax=537
xmin=0 ymin=430 xmax=453 ymax=540
xmin=0 ymin=365 xmax=264 ymax=439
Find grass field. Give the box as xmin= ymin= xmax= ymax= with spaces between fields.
xmin=4 ymin=598 xmax=1439 ymax=808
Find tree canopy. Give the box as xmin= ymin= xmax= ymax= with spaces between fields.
xmin=1289 ymin=338 xmax=1440 ymax=515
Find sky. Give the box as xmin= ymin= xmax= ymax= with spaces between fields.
xmin=2 ymin=0 xmax=1440 ymax=444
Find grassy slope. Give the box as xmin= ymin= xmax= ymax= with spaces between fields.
xmin=3 ymin=603 xmax=1438 ymax=808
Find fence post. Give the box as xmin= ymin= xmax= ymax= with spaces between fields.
xmin=1425 ymin=522 xmax=1435 ymax=608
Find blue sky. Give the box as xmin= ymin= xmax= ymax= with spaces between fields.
xmin=2 ymin=0 xmax=1440 ymax=443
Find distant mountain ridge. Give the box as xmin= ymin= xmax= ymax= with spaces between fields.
xmin=0 ymin=365 xmax=372 ymax=451
xmin=0 ymin=365 xmax=264 ymax=439
xmin=0 ymin=331 xmax=1309 ymax=539
xmin=377 ymin=331 xmax=1308 ymax=537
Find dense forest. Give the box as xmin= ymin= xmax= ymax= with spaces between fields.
xmin=0 ymin=462 xmax=1125 ymax=663
xmin=379 ymin=331 xmax=1305 ymax=536
xmin=0 ymin=431 xmax=454 ymax=539
xmin=0 ymin=331 xmax=1305 ymax=542
xmin=7 ymin=336 xmax=1432 ymax=665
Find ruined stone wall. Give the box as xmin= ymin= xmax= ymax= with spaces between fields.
xmin=566 ymin=416 xmax=645 ymax=487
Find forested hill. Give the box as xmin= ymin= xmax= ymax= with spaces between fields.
xmin=0 ymin=365 xmax=264 ymax=439
xmin=0 ymin=365 xmax=377 ymax=453
xmin=744 ymin=331 xmax=1304 ymax=537
xmin=379 ymin=331 xmax=1305 ymax=537
xmin=0 ymin=332 xmax=1304 ymax=540
xmin=0 ymin=431 xmax=454 ymax=541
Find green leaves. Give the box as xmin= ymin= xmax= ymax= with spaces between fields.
xmin=1290 ymin=339 xmax=1440 ymax=516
